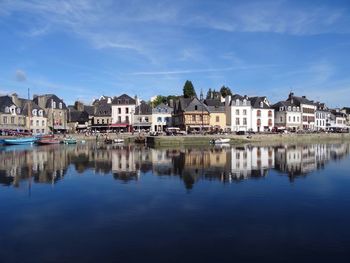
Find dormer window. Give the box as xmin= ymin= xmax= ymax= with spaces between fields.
xmin=39 ymin=110 xmax=43 ymax=116
xmin=16 ymin=108 xmax=21 ymax=114
xmin=293 ymin=106 xmax=296 ymax=111
xmin=288 ymin=106 xmax=291 ymax=111
xmin=297 ymin=107 xmax=300 ymax=111
xmin=5 ymin=107 xmax=9 ymax=113
xmin=243 ymin=99 xmax=247 ymax=105
xmin=260 ymin=102 xmax=263 ymax=108
xmin=195 ymin=105 xmax=198 ymax=111
xmin=53 ymin=101 xmax=56 ymax=108
xmin=280 ymin=107 xmax=284 ymax=111
xmin=236 ymin=99 xmax=239 ymax=105
xmin=59 ymin=102 xmax=63 ymax=109
xmin=32 ymin=109 xmax=37 ymax=116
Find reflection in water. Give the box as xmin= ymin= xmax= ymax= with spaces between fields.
xmin=0 ymin=143 xmax=349 ymax=189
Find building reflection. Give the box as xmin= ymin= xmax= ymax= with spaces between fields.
xmin=0 ymin=142 xmax=349 ymax=189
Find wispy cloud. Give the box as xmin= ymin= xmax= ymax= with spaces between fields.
xmin=130 ymin=64 xmax=277 ymax=75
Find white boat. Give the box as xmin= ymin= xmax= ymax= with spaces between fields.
xmin=211 ymin=138 xmax=230 ymax=144
xmin=114 ymin=138 xmax=124 ymax=143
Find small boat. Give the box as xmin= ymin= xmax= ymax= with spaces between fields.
xmin=37 ymin=138 xmax=61 ymax=145
xmin=63 ymin=137 xmax=77 ymax=144
xmin=3 ymin=137 xmax=37 ymax=145
xmin=211 ymin=138 xmax=231 ymax=144
xmin=114 ymin=138 xmax=124 ymax=143
xmin=105 ymin=139 xmax=114 ymax=144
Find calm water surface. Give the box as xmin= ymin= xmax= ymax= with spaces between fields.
xmin=1 ymin=142 xmax=350 ymax=262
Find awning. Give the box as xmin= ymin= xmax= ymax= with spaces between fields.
xmin=109 ymin=123 xmax=129 ymax=127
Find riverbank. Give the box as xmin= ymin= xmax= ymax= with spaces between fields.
xmin=2 ymin=133 xmax=350 ymax=146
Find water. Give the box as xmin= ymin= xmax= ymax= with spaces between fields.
xmin=1 ymin=142 xmax=350 ymax=263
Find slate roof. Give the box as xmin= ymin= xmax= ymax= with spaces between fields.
xmin=286 ymin=93 xmax=316 ymax=106
xmin=272 ymin=101 xmax=299 ymax=110
xmin=204 ymin=99 xmax=225 ymax=113
xmin=33 ymin=94 xmax=67 ymax=109
xmin=152 ymin=103 xmax=173 ymax=114
xmin=84 ymin=105 xmax=95 ymax=115
xmin=135 ymin=102 xmax=152 ymax=115
xmin=174 ymin=97 xmax=209 ymax=113
xmin=20 ymin=99 xmax=46 ymax=116
xmin=95 ymin=100 xmax=111 ymax=116
xmin=0 ymin=96 xmax=16 ymax=112
xmin=68 ymin=109 xmax=89 ymax=123
xmin=342 ymin=107 xmax=350 ymax=114
xmin=112 ymin=94 xmax=136 ymax=105
xmin=248 ymin=96 xmax=272 ymax=109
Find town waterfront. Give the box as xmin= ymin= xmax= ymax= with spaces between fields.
xmin=1 ymin=142 xmax=350 ymax=262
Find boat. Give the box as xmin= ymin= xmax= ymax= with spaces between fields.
xmin=63 ymin=137 xmax=77 ymax=144
xmin=114 ymin=138 xmax=124 ymax=143
xmin=134 ymin=136 xmax=145 ymax=144
xmin=3 ymin=137 xmax=38 ymax=145
xmin=37 ymin=138 xmax=61 ymax=145
xmin=211 ymin=138 xmax=231 ymax=144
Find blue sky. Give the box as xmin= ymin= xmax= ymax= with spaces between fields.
xmin=0 ymin=0 xmax=350 ymax=107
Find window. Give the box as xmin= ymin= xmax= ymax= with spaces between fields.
xmin=102 ymin=119 xmax=105 ymax=124
xmin=32 ymin=109 xmax=37 ymax=116
xmin=293 ymin=106 xmax=296 ymax=111
xmin=288 ymin=116 xmax=291 ymax=122
xmin=118 ymin=108 xmax=121 ymax=114
xmin=165 ymin=117 xmax=169 ymax=123
xmin=260 ymin=102 xmax=263 ymax=108
xmin=297 ymin=116 xmax=300 ymax=122
xmin=53 ymin=101 xmax=56 ymax=108
xmin=257 ymin=119 xmax=261 ymax=126
xmin=118 ymin=116 xmax=122 ymax=122
xmin=243 ymin=109 xmax=247 ymax=115
xmin=268 ymin=119 xmax=272 ymax=127
xmin=36 ymin=129 xmax=40 ymax=133
xmin=145 ymin=117 xmax=149 ymax=122
xmin=97 ymin=119 xmax=100 ymax=124
xmin=243 ymin=118 xmax=247 ymax=125
xmin=16 ymin=108 xmax=21 ymax=114
xmin=280 ymin=116 xmax=283 ymax=122
xmin=42 ymin=129 xmax=45 ymax=133
xmin=59 ymin=102 xmax=62 ymax=109
xmin=5 ymin=107 xmax=9 ymax=113
xmin=42 ymin=120 xmax=45 ymax=126
xmin=195 ymin=105 xmax=198 ymax=111
xmin=31 ymin=120 xmax=33 ymax=126
xmin=126 ymin=108 xmax=129 ymax=114
xmin=216 ymin=116 xmax=220 ymax=122
xmin=157 ymin=117 xmax=162 ymax=122
xmin=125 ymin=116 xmax=129 ymax=123
xmin=257 ymin=110 xmax=261 ymax=117
xmin=280 ymin=107 xmax=284 ymax=111
xmin=11 ymin=117 xmax=15 ymax=124
xmin=293 ymin=116 xmax=295 ymax=122
xmin=36 ymin=120 xmax=39 ymax=126
xmin=192 ymin=115 xmax=196 ymax=121
xmin=236 ymin=118 xmax=240 ymax=125
xmin=243 ymin=99 xmax=247 ymax=105
xmin=3 ymin=116 xmax=7 ymax=124
xmin=39 ymin=110 xmax=43 ymax=116
xmin=236 ymin=109 xmax=239 ymax=115
xmin=268 ymin=110 xmax=272 ymax=117
xmin=288 ymin=106 xmax=291 ymax=111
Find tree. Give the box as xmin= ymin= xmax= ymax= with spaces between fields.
xmin=220 ymin=86 xmax=232 ymax=98
xmin=152 ymin=95 xmax=167 ymax=107
xmin=206 ymin=88 xmax=213 ymax=99
xmin=183 ymin=80 xmax=196 ymax=98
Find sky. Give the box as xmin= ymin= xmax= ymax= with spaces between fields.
xmin=0 ymin=0 xmax=350 ymax=107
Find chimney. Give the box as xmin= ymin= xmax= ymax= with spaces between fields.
xmin=302 ymin=96 xmax=306 ymax=98
xmin=225 ymin=95 xmax=231 ymax=107
xmin=11 ymin=93 xmax=19 ymax=106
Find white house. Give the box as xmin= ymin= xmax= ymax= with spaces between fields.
xmin=111 ymin=94 xmax=137 ymax=132
xmin=133 ymin=101 xmax=152 ymax=132
xmin=249 ymin=97 xmax=274 ymax=132
xmin=225 ymin=94 xmax=252 ymax=132
xmin=151 ymin=103 xmax=173 ymax=132
xmin=273 ymin=101 xmax=302 ymax=130
xmin=286 ymin=93 xmax=316 ymax=130
xmin=315 ymin=102 xmax=329 ymax=131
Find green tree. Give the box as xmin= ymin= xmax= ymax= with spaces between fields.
xmin=220 ymin=86 xmax=232 ymax=98
xmin=183 ymin=80 xmax=196 ymax=98
xmin=152 ymin=95 xmax=167 ymax=107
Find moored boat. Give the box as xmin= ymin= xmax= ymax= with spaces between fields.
xmin=63 ymin=137 xmax=77 ymax=144
xmin=211 ymin=138 xmax=231 ymax=144
xmin=3 ymin=137 xmax=37 ymax=145
xmin=37 ymin=138 xmax=61 ymax=145
xmin=114 ymin=138 xmax=124 ymax=143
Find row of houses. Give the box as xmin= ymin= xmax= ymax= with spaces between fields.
xmin=1 ymin=92 xmax=349 ymax=134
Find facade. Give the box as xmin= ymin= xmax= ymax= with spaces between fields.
xmin=20 ymin=100 xmax=48 ymax=135
xmin=286 ymin=93 xmax=316 ymax=130
xmin=91 ymin=98 xmax=112 ymax=132
xmin=204 ymin=99 xmax=226 ymax=131
xmin=0 ymin=95 xmax=27 ymax=133
xmin=341 ymin=107 xmax=350 ymax=126
xmin=111 ymin=94 xmax=137 ymax=132
xmin=133 ymin=101 xmax=153 ymax=132
xmin=225 ymin=94 xmax=252 ymax=132
xmin=315 ymin=102 xmax=330 ymax=131
xmin=33 ymin=94 xmax=68 ymax=133
xmin=249 ymin=97 xmax=274 ymax=132
xmin=67 ymin=103 xmax=90 ymax=133
xmin=273 ymin=101 xmax=302 ymax=130
xmin=329 ymin=109 xmax=347 ymax=129
xmin=151 ymin=103 xmax=173 ymax=132
xmin=173 ymin=97 xmax=210 ymax=131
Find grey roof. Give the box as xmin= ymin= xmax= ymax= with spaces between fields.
xmin=248 ymin=96 xmax=272 ymax=109
xmin=84 ymin=105 xmax=95 ymax=115
xmin=135 ymin=102 xmax=152 ymax=115
xmin=68 ymin=109 xmax=89 ymax=123
xmin=152 ymin=103 xmax=173 ymax=113
xmin=342 ymin=107 xmax=350 ymax=114
xmin=0 ymin=96 xmax=16 ymax=112
xmin=272 ymin=101 xmax=298 ymax=109
xmin=95 ymin=100 xmax=111 ymax=116
xmin=20 ymin=99 xmax=46 ymax=116
xmin=204 ymin=99 xmax=225 ymax=113
xmin=286 ymin=93 xmax=315 ymax=106
xmin=33 ymin=94 xmax=67 ymax=109
xmin=174 ymin=97 xmax=209 ymax=113
xmin=112 ymin=94 xmax=136 ymax=105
